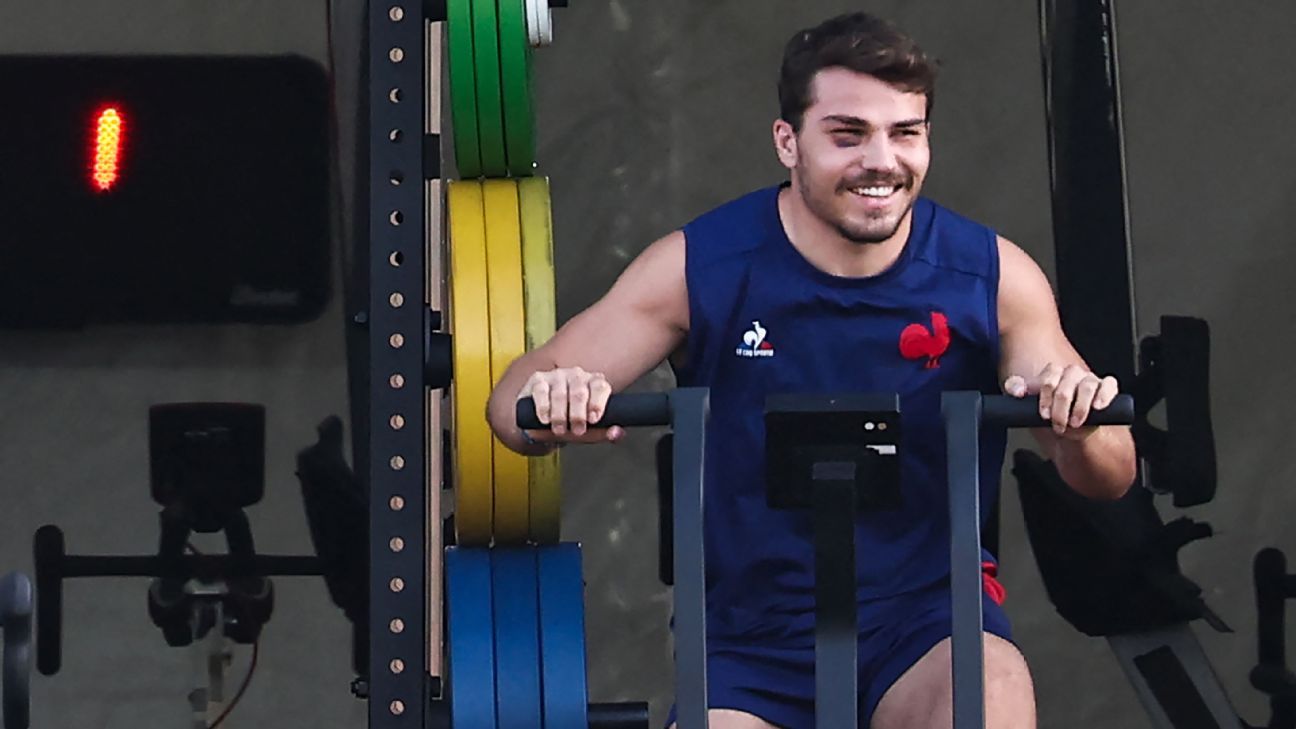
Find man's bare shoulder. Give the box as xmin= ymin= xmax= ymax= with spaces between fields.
xmin=996 ymin=235 xmax=1059 ymax=333
xmin=603 ymin=230 xmax=688 ymax=333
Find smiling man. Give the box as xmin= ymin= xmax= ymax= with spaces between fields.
xmin=486 ymin=11 xmax=1136 ymax=729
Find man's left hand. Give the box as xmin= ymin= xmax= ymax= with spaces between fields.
xmin=1003 ymin=364 xmax=1120 ymax=441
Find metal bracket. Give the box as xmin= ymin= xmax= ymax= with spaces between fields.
xmin=1133 ymin=316 xmax=1217 ymax=508
xmin=365 ymin=0 xmax=429 ymax=725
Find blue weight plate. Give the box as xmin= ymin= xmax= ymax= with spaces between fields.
xmin=445 ymin=548 xmax=497 ymax=729
xmin=537 ymin=544 xmax=589 ymax=729
xmin=492 ymin=549 xmax=542 ymax=729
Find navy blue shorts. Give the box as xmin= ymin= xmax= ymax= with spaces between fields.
xmin=666 ymin=577 xmax=1013 ymax=729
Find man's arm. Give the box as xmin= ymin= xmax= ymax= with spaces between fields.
xmin=486 ymin=231 xmax=690 ymax=454
xmin=997 ymin=235 xmax=1137 ymax=500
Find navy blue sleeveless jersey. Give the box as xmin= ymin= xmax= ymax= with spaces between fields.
xmin=673 ymin=183 xmax=1008 ymax=647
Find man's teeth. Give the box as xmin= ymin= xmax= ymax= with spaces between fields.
xmin=851 ymin=185 xmax=898 ymax=197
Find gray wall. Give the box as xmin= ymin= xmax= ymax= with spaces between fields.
xmin=3 ymin=1 xmax=1294 ymax=728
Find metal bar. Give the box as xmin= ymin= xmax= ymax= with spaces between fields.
xmin=58 ymin=555 xmax=322 ymax=578
xmin=368 ymin=0 xmax=429 ymax=725
xmin=813 ymin=478 xmax=857 ymax=729
xmin=670 ymin=388 xmax=710 ymax=729
xmin=1038 ymin=0 xmax=1139 ymax=404
xmin=942 ymin=391 xmax=985 ymax=729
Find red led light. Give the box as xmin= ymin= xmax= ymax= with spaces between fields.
xmin=90 ymin=107 xmax=125 ymax=192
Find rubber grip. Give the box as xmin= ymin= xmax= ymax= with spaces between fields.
xmin=983 ymin=394 xmax=1134 ymax=428
xmin=517 ymin=393 xmax=670 ymax=430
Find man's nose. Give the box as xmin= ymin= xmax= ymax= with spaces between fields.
xmin=857 ymin=131 xmax=899 ymax=171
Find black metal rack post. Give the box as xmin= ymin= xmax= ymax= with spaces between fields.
xmin=365 ymin=1 xmax=430 ymax=726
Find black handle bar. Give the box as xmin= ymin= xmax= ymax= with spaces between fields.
xmin=517 ymin=393 xmax=1135 ymax=431
xmin=516 ymin=393 xmax=670 ymax=430
xmin=984 ymin=393 xmax=1134 ymax=428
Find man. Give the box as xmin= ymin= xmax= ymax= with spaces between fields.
xmin=486 ymin=11 xmax=1136 ymax=729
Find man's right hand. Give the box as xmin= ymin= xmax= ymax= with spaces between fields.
xmin=517 ymin=367 xmax=626 ymax=444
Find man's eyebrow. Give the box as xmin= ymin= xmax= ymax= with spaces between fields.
xmin=820 ymin=115 xmax=928 ymax=129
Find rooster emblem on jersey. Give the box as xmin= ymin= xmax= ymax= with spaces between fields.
xmin=899 ymin=311 xmax=951 ymax=369
xmin=735 ymin=320 xmax=775 ymax=358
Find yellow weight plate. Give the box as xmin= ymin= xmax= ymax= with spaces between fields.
xmin=483 ymin=180 xmax=530 ymax=544
xmin=447 ymin=181 xmax=494 ymax=546
xmin=519 ymin=177 xmax=561 ymax=544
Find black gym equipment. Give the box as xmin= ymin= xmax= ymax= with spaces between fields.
xmin=519 ymin=390 xmax=710 ymax=729
xmin=1035 ymin=2 xmax=1296 ymax=727
xmin=1249 ymin=549 xmax=1296 ymax=729
xmin=359 ymin=2 xmax=430 ymax=722
xmin=1 ymin=572 xmax=32 ymax=729
xmin=943 ymin=392 xmax=1134 ymax=729
xmin=764 ymin=393 xmax=901 ymax=729
xmin=520 ymin=390 xmax=1134 ymax=729
xmin=296 ymin=415 xmax=371 ymax=680
xmin=32 ymin=402 xmax=334 ymax=723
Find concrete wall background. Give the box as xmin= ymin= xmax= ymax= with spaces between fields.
xmin=2 ymin=1 xmax=1294 ymax=728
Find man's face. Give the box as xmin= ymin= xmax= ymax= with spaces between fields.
xmin=775 ymin=68 xmax=931 ymax=245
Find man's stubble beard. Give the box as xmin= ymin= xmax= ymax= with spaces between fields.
xmin=795 ymin=165 xmax=913 ymax=246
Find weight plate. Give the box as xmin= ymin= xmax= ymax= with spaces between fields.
xmin=448 ymin=0 xmax=483 ymax=178
xmin=448 ymin=181 xmax=494 ymax=545
xmin=472 ymin=0 xmax=508 ymax=176
xmin=444 ymin=549 xmax=496 ymax=729
xmin=525 ymin=0 xmax=541 ymax=48
xmin=537 ymin=544 xmax=589 ymax=729
xmin=519 ymin=177 xmax=561 ymax=543
xmin=491 ymin=549 xmax=542 ymax=729
xmin=497 ymin=0 xmax=537 ymax=176
xmin=536 ymin=0 xmax=553 ymax=46
xmin=483 ymin=180 xmax=530 ymax=544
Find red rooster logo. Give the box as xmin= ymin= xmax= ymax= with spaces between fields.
xmin=899 ymin=311 xmax=951 ymax=369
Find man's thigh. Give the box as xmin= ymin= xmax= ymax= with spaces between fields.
xmin=668 ymin=708 xmax=782 ymax=729
xmin=869 ymin=633 xmax=1036 ymax=729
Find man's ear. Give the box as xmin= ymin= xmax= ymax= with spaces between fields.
xmin=772 ymin=119 xmax=798 ymax=170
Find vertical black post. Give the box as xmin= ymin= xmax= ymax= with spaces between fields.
xmin=942 ymin=392 xmax=985 ymax=729
xmin=1039 ymin=0 xmax=1139 ymax=400
xmin=813 ymin=476 xmax=858 ymax=729
xmin=670 ymin=388 xmax=710 ymax=729
xmin=367 ymin=0 xmax=428 ymax=726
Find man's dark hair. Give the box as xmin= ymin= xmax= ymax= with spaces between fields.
xmin=778 ymin=12 xmax=938 ymax=131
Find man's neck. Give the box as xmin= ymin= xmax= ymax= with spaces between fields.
xmin=777 ymin=184 xmax=912 ymax=279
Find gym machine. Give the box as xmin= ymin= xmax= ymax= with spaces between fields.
xmin=518 ymin=390 xmax=1135 ymax=729
xmin=30 ymin=403 xmax=346 ymax=728
xmin=1032 ymin=1 xmax=1296 ymax=727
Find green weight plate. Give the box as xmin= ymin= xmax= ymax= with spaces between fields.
xmin=497 ymin=0 xmax=537 ymax=176
xmin=472 ymin=0 xmax=508 ymax=176
xmin=448 ymin=0 xmax=483 ymax=179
